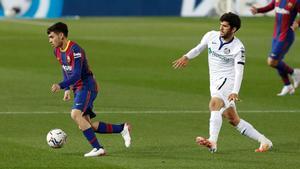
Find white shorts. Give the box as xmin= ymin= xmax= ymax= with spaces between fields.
xmin=210 ymin=77 xmax=235 ymax=108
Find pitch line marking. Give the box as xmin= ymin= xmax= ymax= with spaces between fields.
xmin=0 ymin=110 xmax=299 ymax=114
xmin=0 ymin=18 xmax=52 ymax=26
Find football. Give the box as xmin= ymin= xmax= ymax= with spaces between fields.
xmin=46 ymin=129 xmax=67 ymax=148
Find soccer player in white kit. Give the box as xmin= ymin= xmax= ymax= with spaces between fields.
xmin=173 ymin=12 xmax=272 ymax=153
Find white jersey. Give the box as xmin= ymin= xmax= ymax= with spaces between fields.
xmin=185 ymin=31 xmax=245 ymax=94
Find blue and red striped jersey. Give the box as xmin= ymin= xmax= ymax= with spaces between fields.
xmin=257 ymin=0 xmax=300 ymax=41
xmin=54 ymin=40 xmax=98 ymax=92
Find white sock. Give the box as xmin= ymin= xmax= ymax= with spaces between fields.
xmin=236 ymin=119 xmax=264 ymax=142
xmin=208 ymin=110 xmax=223 ymax=143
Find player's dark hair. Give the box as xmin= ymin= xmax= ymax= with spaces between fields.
xmin=219 ymin=12 xmax=241 ymax=32
xmin=47 ymin=22 xmax=68 ymax=37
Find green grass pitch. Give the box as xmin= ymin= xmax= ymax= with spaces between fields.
xmin=0 ymin=17 xmax=300 ymax=169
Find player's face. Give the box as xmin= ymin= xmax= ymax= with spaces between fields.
xmin=219 ymin=21 xmax=235 ymax=40
xmin=48 ymin=32 xmax=63 ymax=48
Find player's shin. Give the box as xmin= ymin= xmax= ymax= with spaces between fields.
xmin=83 ymin=127 xmax=103 ymax=149
xmin=93 ymin=121 xmax=125 ymax=134
xmin=208 ymin=110 xmax=223 ymax=143
xmin=235 ymin=119 xmax=263 ymax=142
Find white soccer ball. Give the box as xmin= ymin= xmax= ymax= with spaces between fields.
xmin=46 ymin=129 xmax=67 ymax=148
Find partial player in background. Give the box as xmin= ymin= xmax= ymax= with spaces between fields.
xmin=251 ymin=0 xmax=300 ymax=96
xmin=47 ymin=22 xmax=131 ymax=157
xmin=173 ymin=12 xmax=272 ymax=153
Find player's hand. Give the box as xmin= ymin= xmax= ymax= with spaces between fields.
xmin=51 ymin=84 xmax=61 ymax=93
xmin=291 ymin=21 xmax=299 ymax=31
xmin=172 ymin=56 xmax=189 ymax=69
xmin=228 ymin=93 xmax=240 ymax=102
xmin=63 ymin=90 xmax=71 ymax=101
xmin=250 ymin=6 xmax=258 ymax=15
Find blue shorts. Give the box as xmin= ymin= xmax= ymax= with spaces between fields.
xmin=270 ymin=31 xmax=294 ymax=60
xmin=72 ymin=89 xmax=97 ymax=119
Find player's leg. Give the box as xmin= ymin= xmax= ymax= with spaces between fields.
xmin=72 ymin=90 xmax=105 ymax=157
xmin=223 ymin=107 xmax=272 ymax=152
xmin=208 ymin=97 xmax=224 ymax=144
xmin=91 ymin=120 xmax=131 ymax=148
xmin=196 ymin=97 xmax=224 ymax=153
xmin=70 ymin=109 xmax=105 ymax=157
xmin=92 ymin=120 xmax=125 ymax=134
xmin=286 ymin=29 xmax=300 ymax=88
xmin=269 ymin=37 xmax=296 ymax=95
xmin=83 ymin=91 xmax=132 ymax=148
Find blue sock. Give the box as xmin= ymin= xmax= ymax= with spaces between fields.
xmin=276 ymin=61 xmax=294 ymax=85
xmin=83 ymin=127 xmax=102 ymax=149
xmin=277 ymin=61 xmax=294 ymax=74
xmin=95 ymin=122 xmax=124 ymax=134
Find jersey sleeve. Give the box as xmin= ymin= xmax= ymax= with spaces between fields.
xmin=62 ymin=70 xmax=70 ymax=90
xmin=59 ymin=45 xmax=83 ymax=89
xmin=185 ymin=31 xmax=211 ymax=59
xmin=257 ymin=0 xmax=275 ymax=13
xmin=232 ymin=46 xmax=246 ymax=94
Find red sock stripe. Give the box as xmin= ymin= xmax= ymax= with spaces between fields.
xmin=89 ymin=136 xmax=97 ymax=144
xmin=283 ymin=63 xmax=294 ymax=74
xmin=107 ymin=124 xmax=113 ymax=133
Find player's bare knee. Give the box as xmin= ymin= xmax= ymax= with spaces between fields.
xmin=70 ymin=111 xmax=77 ymax=121
xmin=209 ymin=99 xmax=224 ymax=111
xmin=267 ymin=58 xmax=278 ymax=68
xmin=70 ymin=109 xmax=81 ymax=121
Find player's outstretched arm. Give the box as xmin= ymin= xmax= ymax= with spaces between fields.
xmin=250 ymin=0 xmax=275 ymax=14
xmin=172 ymin=55 xmax=189 ymax=69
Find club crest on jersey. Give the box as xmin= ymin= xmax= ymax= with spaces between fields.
xmin=224 ymin=48 xmax=230 ymax=54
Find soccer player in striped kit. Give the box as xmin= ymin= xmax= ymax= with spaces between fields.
xmin=251 ymin=0 xmax=300 ymax=96
xmin=173 ymin=12 xmax=272 ymax=153
xmin=47 ymin=22 xmax=131 ymax=157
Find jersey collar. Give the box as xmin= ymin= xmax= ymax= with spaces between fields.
xmin=218 ymin=36 xmax=234 ymax=50
xmin=60 ymin=40 xmax=71 ymax=52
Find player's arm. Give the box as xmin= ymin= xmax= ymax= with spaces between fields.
xmin=250 ymin=0 xmax=275 ymax=15
xmin=228 ymin=47 xmax=246 ymax=102
xmin=172 ymin=32 xmax=210 ymax=69
xmin=61 ymin=70 xmax=71 ymax=101
xmin=51 ymin=70 xmax=72 ymax=94
xmin=291 ymin=5 xmax=300 ymax=31
xmin=58 ymin=47 xmax=83 ymax=90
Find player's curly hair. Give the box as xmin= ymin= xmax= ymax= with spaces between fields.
xmin=220 ymin=12 xmax=241 ymax=32
xmin=47 ymin=22 xmax=68 ymax=37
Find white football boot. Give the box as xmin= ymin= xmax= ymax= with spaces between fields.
xmin=84 ymin=148 xmax=106 ymax=157
xmin=255 ymin=136 xmax=273 ymax=152
xmin=121 ymin=123 xmax=131 ymax=148
xmin=277 ymin=84 xmax=295 ymax=96
xmin=195 ymin=136 xmax=217 ymax=153
xmin=292 ymin=68 xmax=300 ymax=88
